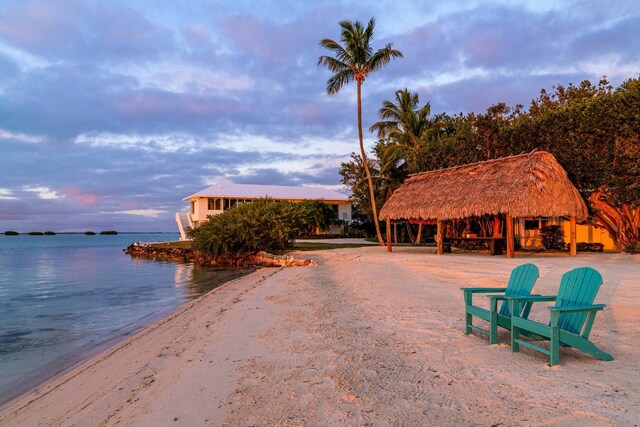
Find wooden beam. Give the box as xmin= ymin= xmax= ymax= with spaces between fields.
xmin=570 ymin=216 xmax=577 ymax=255
xmin=393 ymin=223 xmax=398 ymax=245
xmin=493 ymin=216 xmax=501 ymax=237
xmin=506 ymin=214 xmax=515 ymax=258
xmin=416 ymin=223 xmax=423 ymax=245
xmin=386 ymin=219 xmax=392 ymax=252
xmin=436 ymin=219 xmax=443 ymax=255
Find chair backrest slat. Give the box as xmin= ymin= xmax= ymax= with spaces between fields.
xmin=556 ymin=267 xmax=603 ymax=334
xmin=499 ymin=263 xmax=539 ymax=316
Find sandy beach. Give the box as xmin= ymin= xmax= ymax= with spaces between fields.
xmin=1 ymin=247 xmax=638 ymax=426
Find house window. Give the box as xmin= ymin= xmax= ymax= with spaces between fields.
xmin=208 ymin=198 xmax=216 ymax=210
xmin=214 ymin=198 xmax=221 ymax=210
xmin=190 ymin=201 xmax=195 ymax=214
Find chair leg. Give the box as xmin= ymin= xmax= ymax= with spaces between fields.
xmin=510 ymin=300 xmax=520 ymax=352
xmin=489 ymin=311 xmax=498 ymax=344
xmin=572 ymin=335 xmax=614 ymax=362
xmin=511 ymin=324 xmax=520 ymax=352
xmin=550 ymin=313 xmax=560 ymax=366
xmin=465 ymin=311 xmax=472 ymax=335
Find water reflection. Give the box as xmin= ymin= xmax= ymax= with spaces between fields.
xmin=185 ymin=264 xmax=254 ymax=298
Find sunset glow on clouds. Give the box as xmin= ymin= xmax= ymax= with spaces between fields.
xmin=0 ymin=0 xmax=638 ymax=231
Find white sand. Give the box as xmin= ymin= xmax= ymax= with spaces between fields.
xmin=1 ymin=247 xmax=638 ymax=426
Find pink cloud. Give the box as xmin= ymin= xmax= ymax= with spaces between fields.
xmin=62 ymin=187 xmax=101 ymax=206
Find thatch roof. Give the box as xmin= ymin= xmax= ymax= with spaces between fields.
xmin=379 ymin=150 xmax=588 ymax=221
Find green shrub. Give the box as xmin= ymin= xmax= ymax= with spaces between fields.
xmin=576 ymin=242 xmax=604 ymax=252
xmin=4 ymin=231 xmax=19 ymax=236
xmin=44 ymin=231 xmax=56 ymax=235
xmin=626 ymin=242 xmax=640 ymax=254
xmin=28 ymin=231 xmax=44 ymax=236
xmin=540 ymin=225 xmax=565 ymax=250
xmin=85 ymin=231 xmax=96 ymax=235
xmin=190 ymin=199 xmax=306 ymax=257
xmin=100 ymin=230 xmax=118 ymax=235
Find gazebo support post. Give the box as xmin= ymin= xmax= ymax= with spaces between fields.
xmin=386 ymin=219 xmax=392 ymax=252
xmin=570 ymin=216 xmax=577 ymax=255
xmin=416 ymin=223 xmax=422 ymax=244
xmin=436 ymin=219 xmax=443 ymax=255
xmin=493 ymin=216 xmax=501 ymax=237
xmin=506 ymin=214 xmax=515 ymax=258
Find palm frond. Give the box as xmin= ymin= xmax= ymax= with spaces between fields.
xmin=368 ymin=44 xmax=403 ymax=72
xmin=326 ymin=69 xmax=353 ymax=95
xmin=318 ymin=55 xmax=349 ymax=73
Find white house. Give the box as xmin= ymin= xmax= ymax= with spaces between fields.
xmin=176 ymin=183 xmax=352 ymax=240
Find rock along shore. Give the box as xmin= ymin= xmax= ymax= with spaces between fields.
xmin=124 ymin=241 xmax=314 ymax=268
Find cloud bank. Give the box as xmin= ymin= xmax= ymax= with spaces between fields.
xmin=0 ymin=0 xmax=637 ymax=231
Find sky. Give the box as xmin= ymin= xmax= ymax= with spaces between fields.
xmin=0 ymin=0 xmax=638 ymax=232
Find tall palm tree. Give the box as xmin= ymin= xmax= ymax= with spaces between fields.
xmin=369 ymin=88 xmax=434 ymax=171
xmin=318 ymin=18 xmax=403 ymax=246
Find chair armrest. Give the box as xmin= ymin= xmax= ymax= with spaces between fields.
xmin=505 ymin=295 xmax=556 ymax=302
xmin=460 ymin=287 xmax=507 ymax=293
xmin=548 ymin=304 xmax=606 ymax=313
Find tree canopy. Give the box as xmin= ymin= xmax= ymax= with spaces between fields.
xmin=340 ymin=76 xmax=640 ymax=251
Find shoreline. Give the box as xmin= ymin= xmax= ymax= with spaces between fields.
xmin=0 ymin=266 xmax=277 ymax=414
xmin=1 ymin=247 xmax=638 ymax=425
xmin=0 ymin=267 xmax=258 ymax=411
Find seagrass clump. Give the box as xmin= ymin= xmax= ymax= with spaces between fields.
xmin=379 ymin=151 xmax=587 ymax=221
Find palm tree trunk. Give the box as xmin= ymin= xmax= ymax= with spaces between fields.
xmin=357 ymin=80 xmax=384 ymax=245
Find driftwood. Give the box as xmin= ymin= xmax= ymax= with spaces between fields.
xmin=125 ymin=242 xmax=315 ymax=267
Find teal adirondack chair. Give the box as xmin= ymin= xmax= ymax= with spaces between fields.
xmin=461 ymin=263 xmax=539 ymax=344
xmin=508 ymin=267 xmax=614 ymax=366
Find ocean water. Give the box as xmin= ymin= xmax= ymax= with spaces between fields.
xmin=0 ymin=233 xmax=252 ymax=405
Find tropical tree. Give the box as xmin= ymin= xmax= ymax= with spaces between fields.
xmin=298 ymin=200 xmax=340 ymax=235
xmin=369 ymin=88 xmax=435 ymax=171
xmin=318 ymin=18 xmax=403 ymax=245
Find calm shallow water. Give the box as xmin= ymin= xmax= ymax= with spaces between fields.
xmin=0 ymin=233 xmax=252 ymax=405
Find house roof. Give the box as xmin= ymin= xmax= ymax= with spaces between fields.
xmin=184 ymin=183 xmax=350 ymax=202
xmin=379 ymin=150 xmax=588 ymax=221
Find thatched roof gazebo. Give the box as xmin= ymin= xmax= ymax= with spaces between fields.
xmin=379 ymin=150 xmax=588 ymax=257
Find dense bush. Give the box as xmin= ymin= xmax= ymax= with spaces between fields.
xmin=576 ymin=242 xmax=604 ymax=252
xmin=28 ymin=231 xmax=44 ymax=236
xmin=3 ymin=231 xmax=19 ymax=235
xmin=85 ymin=231 xmax=96 ymax=235
xmin=190 ymin=199 xmax=306 ymax=257
xmin=540 ymin=225 xmax=565 ymax=250
xmin=100 ymin=230 xmax=118 ymax=235
xmin=628 ymin=243 xmax=640 ymax=254
xmin=44 ymin=231 xmax=56 ymax=235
